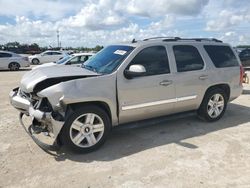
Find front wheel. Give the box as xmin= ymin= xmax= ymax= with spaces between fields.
xmin=60 ymin=105 xmax=111 ymax=153
xmin=198 ymin=88 xmax=227 ymax=122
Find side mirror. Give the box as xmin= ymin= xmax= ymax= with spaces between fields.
xmin=124 ymin=64 xmax=146 ymax=79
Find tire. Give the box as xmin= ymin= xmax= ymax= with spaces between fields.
xmin=198 ymin=88 xmax=228 ymax=122
xmin=60 ymin=105 xmax=111 ymax=153
xmin=9 ymin=62 xmax=20 ymax=71
xmin=32 ymin=58 xmax=40 ymax=65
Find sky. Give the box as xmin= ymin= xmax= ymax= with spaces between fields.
xmin=0 ymin=0 xmax=249 ymax=47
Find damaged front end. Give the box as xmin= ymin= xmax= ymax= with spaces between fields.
xmin=9 ymin=87 xmax=65 ymax=150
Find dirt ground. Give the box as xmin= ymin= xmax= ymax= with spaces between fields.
xmin=0 ymin=67 xmax=250 ymax=188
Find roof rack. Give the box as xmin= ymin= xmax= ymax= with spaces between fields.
xmin=162 ymin=37 xmax=223 ymax=43
xmin=143 ymin=37 xmax=181 ymax=41
xmin=142 ymin=37 xmax=222 ymax=43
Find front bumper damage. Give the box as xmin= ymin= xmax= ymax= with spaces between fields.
xmin=9 ymin=87 xmax=64 ymax=151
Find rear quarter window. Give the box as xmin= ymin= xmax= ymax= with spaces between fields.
xmin=204 ymin=45 xmax=239 ymax=68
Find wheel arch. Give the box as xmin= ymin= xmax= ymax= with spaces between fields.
xmin=203 ymin=83 xmax=230 ymax=103
xmin=66 ymin=101 xmax=112 ymax=123
xmin=8 ymin=62 xmax=20 ymax=68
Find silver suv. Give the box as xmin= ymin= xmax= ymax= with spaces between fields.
xmin=9 ymin=37 xmax=243 ymax=153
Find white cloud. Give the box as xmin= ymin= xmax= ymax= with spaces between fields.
xmin=0 ymin=0 xmax=249 ymax=47
xmin=115 ymin=0 xmax=209 ymax=17
xmin=64 ymin=2 xmax=126 ymax=30
xmin=206 ymin=10 xmax=248 ymax=31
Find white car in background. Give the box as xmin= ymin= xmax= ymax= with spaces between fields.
xmin=32 ymin=53 xmax=95 ymax=69
xmin=0 ymin=51 xmax=30 ymax=71
xmin=28 ymin=51 xmax=68 ymax=64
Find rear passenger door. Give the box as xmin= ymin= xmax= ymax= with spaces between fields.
xmin=171 ymin=45 xmax=208 ymax=112
xmin=0 ymin=52 xmax=12 ymax=68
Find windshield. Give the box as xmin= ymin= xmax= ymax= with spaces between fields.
xmin=56 ymin=55 xmax=72 ymax=64
xmin=82 ymin=45 xmax=134 ymax=74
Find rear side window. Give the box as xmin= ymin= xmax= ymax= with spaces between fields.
xmin=52 ymin=52 xmax=62 ymax=55
xmin=173 ymin=45 xmax=204 ymax=72
xmin=129 ymin=46 xmax=170 ymax=76
xmin=204 ymin=45 xmax=238 ymax=68
xmin=0 ymin=52 xmax=12 ymax=58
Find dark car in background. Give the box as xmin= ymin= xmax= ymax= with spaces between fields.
xmin=239 ymin=49 xmax=250 ymax=68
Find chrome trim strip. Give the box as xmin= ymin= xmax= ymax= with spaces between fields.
xmin=176 ymin=95 xmax=197 ymax=102
xmin=122 ymin=95 xmax=197 ymax=111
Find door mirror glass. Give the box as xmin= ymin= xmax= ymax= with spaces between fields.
xmin=124 ymin=64 xmax=146 ymax=79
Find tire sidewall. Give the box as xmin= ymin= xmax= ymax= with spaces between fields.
xmin=9 ymin=62 xmax=20 ymax=71
xmin=60 ymin=105 xmax=111 ymax=153
xmin=32 ymin=58 xmax=39 ymax=65
xmin=198 ymin=88 xmax=228 ymax=122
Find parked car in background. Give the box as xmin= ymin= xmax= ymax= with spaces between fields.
xmin=10 ymin=37 xmax=243 ymax=153
xmin=239 ymin=49 xmax=250 ymax=68
xmin=28 ymin=51 xmax=68 ymax=64
xmin=0 ymin=51 xmax=30 ymax=71
xmin=32 ymin=53 xmax=95 ymax=70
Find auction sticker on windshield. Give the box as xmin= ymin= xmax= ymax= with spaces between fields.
xmin=114 ymin=50 xmax=127 ymax=56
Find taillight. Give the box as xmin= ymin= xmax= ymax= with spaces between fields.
xmin=240 ymin=65 xmax=244 ymax=85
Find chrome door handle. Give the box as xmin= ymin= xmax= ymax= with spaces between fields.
xmin=160 ymin=80 xmax=173 ymax=86
xmin=199 ymin=75 xmax=208 ymax=80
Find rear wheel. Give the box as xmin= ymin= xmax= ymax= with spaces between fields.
xmin=9 ymin=62 xmax=20 ymax=71
xmin=198 ymin=88 xmax=227 ymax=122
xmin=60 ymin=105 xmax=111 ymax=153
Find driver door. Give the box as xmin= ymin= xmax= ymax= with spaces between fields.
xmin=117 ymin=45 xmax=176 ymax=124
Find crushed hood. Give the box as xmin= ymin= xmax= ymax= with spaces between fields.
xmin=20 ymin=65 xmax=99 ymax=93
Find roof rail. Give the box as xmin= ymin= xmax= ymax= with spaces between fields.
xmin=143 ymin=37 xmax=181 ymax=41
xmin=162 ymin=37 xmax=223 ymax=43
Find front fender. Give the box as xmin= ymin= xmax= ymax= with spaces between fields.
xmin=37 ymin=73 xmax=118 ymax=125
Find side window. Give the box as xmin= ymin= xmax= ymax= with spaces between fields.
xmin=129 ymin=46 xmax=170 ymax=76
xmin=68 ymin=56 xmax=79 ymax=64
xmin=43 ymin=52 xmax=52 ymax=55
xmin=204 ymin=45 xmax=238 ymax=68
xmin=0 ymin=52 xmax=12 ymax=58
xmin=173 ymin=45 xmax=204 ymax=72
xmin=52 ymin=52 xmax=62 ymax=55
xmin=80 ymin=55 xmax=89 ymax=62
xmin=240 ymin=50 xmax=250 ymax=58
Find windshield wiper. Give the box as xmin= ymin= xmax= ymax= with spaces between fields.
xmin=82 ymin=64 xmax=97 ymax=73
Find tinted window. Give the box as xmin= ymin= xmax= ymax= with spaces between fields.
xmin=173 ymin=45 xmax=204 ymax=72
xmin=204 ymin=45 xmax=238 ymax=68
xmin=83 ymin=45 xmax=134 ymax=74
xmin=43 ymin=52 xmax=52 ymax=55
xmin=129 ymin=46 xmax=170 ymax=76
xmin=239 ymin=49 xmax=250 ymax=57
xmin=0 ymin=52 xmax=12 ymax=58
xmin=51 ymin=52 xmax=62 ymax=55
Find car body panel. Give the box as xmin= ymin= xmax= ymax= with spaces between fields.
xmin=0 ymin=51 xmax=30 ymax=69
xmin=28 ymin=51 xmax=67 ymax=64
xmin=9 ymin=39 xmax=243 ymax=143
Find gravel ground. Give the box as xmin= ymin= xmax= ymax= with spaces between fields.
xmin=0 ymin=67 xmax=250 ymax=188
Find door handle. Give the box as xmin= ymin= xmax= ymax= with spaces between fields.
xmin=199 ymin=75 xmax=208 ymax=80
xmin=159 ymin=80 xmax=173 ymax=86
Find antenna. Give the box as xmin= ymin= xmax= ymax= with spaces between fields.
xmin=57 ymin=29 xmax=60 ymax=48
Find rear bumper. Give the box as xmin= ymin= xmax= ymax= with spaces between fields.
xmin=9 ymin=88 xmax=64 ymax=141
